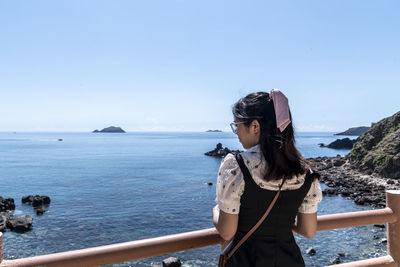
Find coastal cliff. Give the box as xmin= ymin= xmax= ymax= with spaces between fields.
xmin=309 ymin=111 xmax=400 ymax=207
xmin=349 ymin=111 xmax=400 ymax=179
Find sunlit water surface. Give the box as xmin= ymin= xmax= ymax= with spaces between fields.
xmin=0 ymin=132 xmax=386 ymax=266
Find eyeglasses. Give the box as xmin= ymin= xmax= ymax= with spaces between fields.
xmin=230 ymin=121 xmax=247 ymax=134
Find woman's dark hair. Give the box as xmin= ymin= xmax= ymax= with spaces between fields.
xmin=232 ymin=91 xmax=309 ymax=181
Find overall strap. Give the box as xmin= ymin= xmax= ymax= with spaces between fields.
xmin=301 ymin=169 xmax=314 ymax=190
xmin=235 ymin=153 xmax=253 ymax=183
xmin=227 ymin=153 xmax=285 ymax=260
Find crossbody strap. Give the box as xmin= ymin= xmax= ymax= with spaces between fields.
xmin=226 ymin=153 xmax=285 ymax=259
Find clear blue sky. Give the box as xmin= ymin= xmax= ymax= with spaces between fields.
xmin=1 ymin=0 xmax=399 ymax=132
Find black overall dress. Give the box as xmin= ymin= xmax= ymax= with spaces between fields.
xmin=226 ymin=153 xmax=313 ymax=267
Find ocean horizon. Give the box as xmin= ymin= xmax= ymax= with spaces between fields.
xmin=0 ymin=132 xmax=386 ymax=266
xmin=0 ymin=130 xmax=348 ymax=134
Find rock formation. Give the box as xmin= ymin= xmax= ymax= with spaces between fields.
xmin=1 ymin=211 xmax=33 ymax=233
xmin=162 ymin=257 xmax=181 ymax=267
xmin=204 ymin=143 xmax=242 ymax=157
xmin=0 ymin=195 xmax=52 ymax=233
xmin=22 ymin=195 xmax=51 ymax=216
xmin=6 ymin=215 xmax=33 ymax=232
xmin=0 ymin=197 xmax=15 ymax=212
xmin=0 ymin=196 xmax=34 ymax=233
xmin=22 ymin=195 xmax=51 ymax=207
xmin=0 ymin=212 xmax=10 ymax=232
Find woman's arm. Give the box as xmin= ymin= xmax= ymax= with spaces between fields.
xmin=292 ymin=212 xmax=317 ymax=238
xmin=294 ymin=176 xmax=322 ymax=238
xmin=213 ymin=205 xmax=239 ymax=241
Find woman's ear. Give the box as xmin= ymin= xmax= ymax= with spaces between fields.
xmin=251 ymin=120 xmax=260 ymax=134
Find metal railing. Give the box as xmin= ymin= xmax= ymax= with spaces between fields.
xmin=0 ymin=190 xmax=399 ymax=267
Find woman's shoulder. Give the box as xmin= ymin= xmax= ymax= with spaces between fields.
xmin=220 ymin=153 xmax=237 ymax=167
xmin=219 ymin=153 xmax=241 ymax=178
xmin=216 ymin=153 xmax=245 ymax=214
xmin=239 ymin=146 xmax=313 ymax=191
xmin=257 ymin=173 xmax=307 ymax=191
xmin=240 ymin=145 xmax=263 ymax=168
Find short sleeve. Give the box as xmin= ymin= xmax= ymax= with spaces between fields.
xmin=215 ymin=154 xmax=245 ymax=214
xmin=298 ymin=179 xmax=322 ymax=214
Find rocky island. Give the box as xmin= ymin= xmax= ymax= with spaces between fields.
xmin=206 ymin=129 xmax=222 ymax=132
xmin=93 ymin=126 xmax=126 ymax=133
xmin=205 ymin=143 xmax=242 ymax=157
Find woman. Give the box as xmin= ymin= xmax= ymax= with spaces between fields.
xmin=213 ymin=90 xmax=322 ymax=266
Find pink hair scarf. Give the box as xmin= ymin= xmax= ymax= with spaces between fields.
xmin=270 ymin=89 xmax=291 ymax=132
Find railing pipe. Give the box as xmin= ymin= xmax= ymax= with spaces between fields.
xmin=0 ymin=228 xmax=221 ymax=267
xmin=334 ymin=255 xmax=396 ymax=267
xmin=387 ymin=190 xmax=400 ymax=266
xmin=317 ymin=207 xmax=396 ymax=231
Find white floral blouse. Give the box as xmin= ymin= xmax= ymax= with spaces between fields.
xmin=215 ymin=145 xmax=322 ymax=215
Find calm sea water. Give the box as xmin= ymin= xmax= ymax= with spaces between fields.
xmin=0 ymin=132 xmax=387 ymax=266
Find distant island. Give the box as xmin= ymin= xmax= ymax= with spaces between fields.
xmin=206 ymin=129 xmax=222 ymax=132
xmin=335 ymin=126 xmax=370 ymax=136
xmin=93 ymin=126 xmax=126 ymax=133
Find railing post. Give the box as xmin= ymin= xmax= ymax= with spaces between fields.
xmin=0 ymin=232 xmax=3 ymax=263
xmin=387 ymin=190 xmax=400 ymax=265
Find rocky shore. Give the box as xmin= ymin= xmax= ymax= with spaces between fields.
xmin=308 ymin=155 xmax=400 ymax=207
xmin=310 ymin=110 xmax=400 ymax=207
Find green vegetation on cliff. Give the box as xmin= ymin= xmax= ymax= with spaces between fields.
xmin=349 ymin=111 xmax=400 ymax=179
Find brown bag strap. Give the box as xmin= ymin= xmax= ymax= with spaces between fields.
xmin=226 ymin=181 xmax=284 ymax=259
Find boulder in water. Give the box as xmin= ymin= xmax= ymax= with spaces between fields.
xmin=0 ymin=197 xmax=15 ymax=212
xmin=162 ymin=257 xmax=181 ymax=267
xmin=22 ymin=195 xmax=51 ymax=207
xmin=0 ymin=212 xmax=10 ymax=232
xmin=6 ymin=215 xmax=33 ymax=232
xmin=306 ymin=247 xmax=316 ymax=256
xmin=328 ymin=257 xmax=341 ymax=265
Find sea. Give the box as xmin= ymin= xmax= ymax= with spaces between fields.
xmin=0 ymin=132 xmax=387 ymax=266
